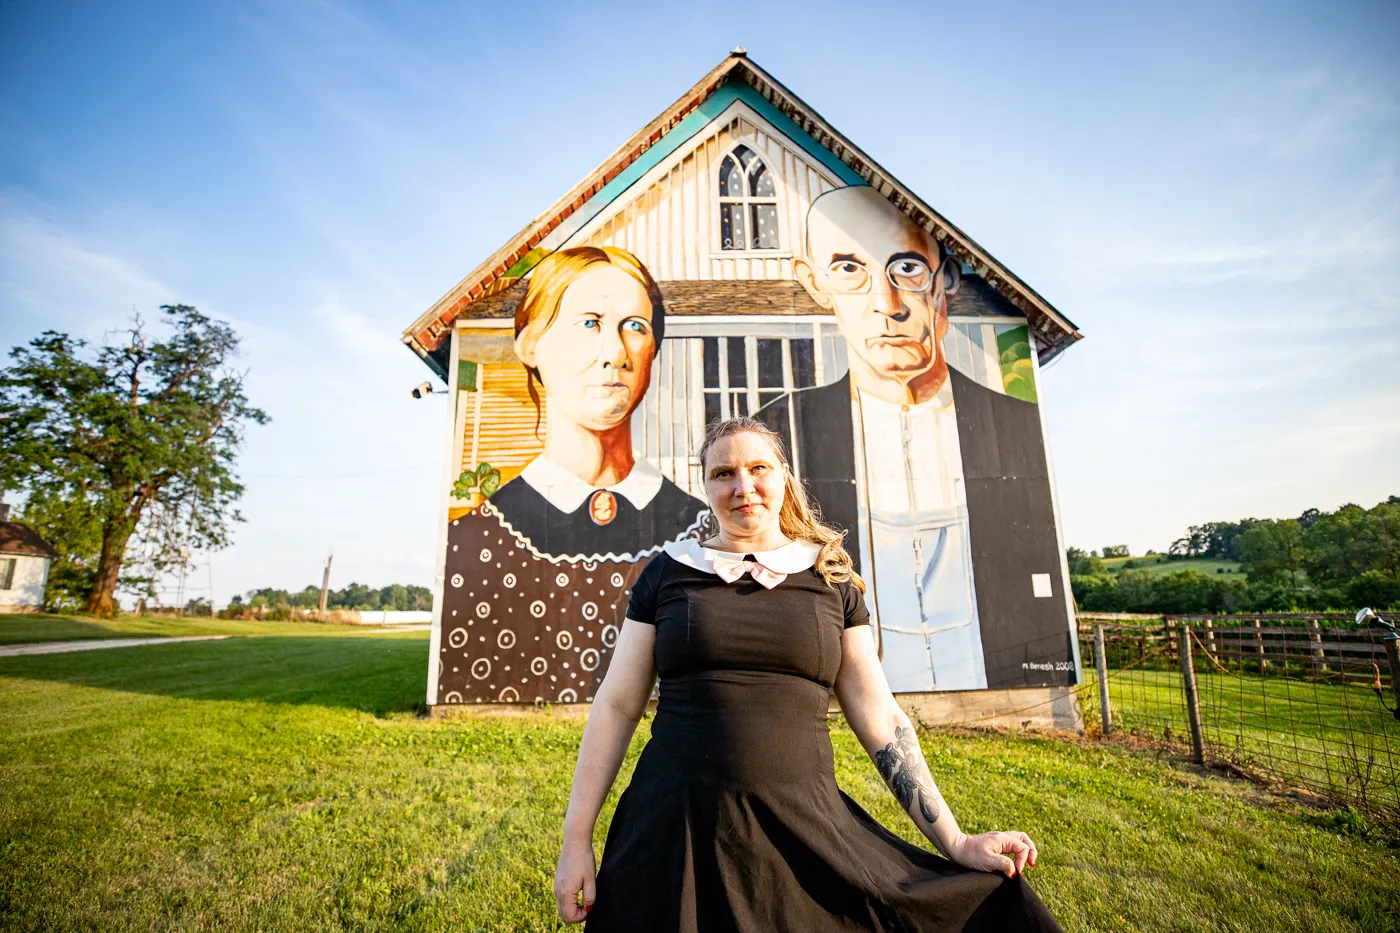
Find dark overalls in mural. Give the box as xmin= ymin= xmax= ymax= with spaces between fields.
xmin=754 ymin=186 xmax=1073 ymax=692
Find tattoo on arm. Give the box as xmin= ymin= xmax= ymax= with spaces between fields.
xmin=874 ymin=724 xmax=941 ymax=826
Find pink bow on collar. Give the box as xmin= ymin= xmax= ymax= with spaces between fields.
xmin=710 ymin=553 xmax=787 ymax=589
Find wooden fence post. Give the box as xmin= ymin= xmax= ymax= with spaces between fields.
xmin=1179 ymin=626 xmax=1206 ymax=765
xmin=1094 ymin=623 xmax=1113 ymax=736
xmin=1253 ymin=619 xmax=1267 ymax=670
xmin=1308 ymin=619 xmax=1326 ymax=676
xmin=1204 ymin=618 xmax=1216 ymax=658
xmin=1385 ymin=637 xmax=1400 ymax=723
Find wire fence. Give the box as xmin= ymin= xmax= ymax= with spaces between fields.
xmin=1076 ymin=613 xmax=1400 ymax=819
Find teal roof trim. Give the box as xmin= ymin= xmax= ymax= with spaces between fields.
xmin=541 ymin=86 xmax=743 ymax=249
xmin=730 ymin=82 xmax=866 ymax=186
xmin=542 ymin=82 xmax=866 ymax=251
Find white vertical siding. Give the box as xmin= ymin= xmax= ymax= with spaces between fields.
xmin=0 ymin=554 xmax=50 ymax=611
xmin=578 ymin=107 xmax=843 ymax=282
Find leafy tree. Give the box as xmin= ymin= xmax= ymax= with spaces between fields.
xmin=1300 ymin=504 xmax=1376 ymax=588
xmin=1169 ymin=521 xmax=1258 ymax=560
xmin=14 ymin=489 xmax=103 ymax=611
xmin=333 ymin=582 xmax=381 ymax=610
xmin=375 ymin=583 xmax=432 ymax=611
xmin=1101 ymin=545 xmax=1130 ymax=559
xmin=247 ymin=587 xmax=292 ymax=608
xmin=0 ymin=307 xmax=267 ymax=615
xmin=1348 ymin=570 xmax=1400 ymax=610
xmin=1112 ymin=569 xmax=1160 ymax=611
xmin=1238 ymin=520 xmax=1303 ymax=586
xmin=1369 ymin=501 xmax=1400 ymax=577
xmin=1169 ymin=528 xmax=1204 ymax=558
xmin=378 ymin=583 xmax=411 ymax=611
xmin=1065 ymin=548 xmax=1107 ymax=576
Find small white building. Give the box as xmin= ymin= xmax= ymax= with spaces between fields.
xmin=0 ymin=508 xmax=57 ymax=613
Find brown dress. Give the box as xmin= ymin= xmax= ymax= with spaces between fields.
xmin=435 ymin=474 xmax=704 ymax=705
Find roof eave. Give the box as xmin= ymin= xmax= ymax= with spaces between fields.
xmin=728 ymin=57 xmax=1081 ymax=343
xmin=405 ymin=50 xmax=1083 ymax=376
xmin=402 ymin=54 xmax=752 ymax=376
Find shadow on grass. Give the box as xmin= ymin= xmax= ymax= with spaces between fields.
xmin=0 ymin=615 xmax=160 ymax=645
xmin=0 ymin=635 xmax=430 ymax=716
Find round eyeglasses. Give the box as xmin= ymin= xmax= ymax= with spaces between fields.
xmin=824 ymin=257 xmax=934 ymax=294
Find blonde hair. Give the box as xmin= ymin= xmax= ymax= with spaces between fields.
xmin=514 ymin=246 xmax=665 ymax=430
xmin=698 ymin=417 xmax=866 ymax=593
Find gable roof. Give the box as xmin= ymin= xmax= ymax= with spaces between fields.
xmin=0 ymin=521 xmax=58 ymax=559
xmin=403 ymin=50 xmax=1082 ymax=379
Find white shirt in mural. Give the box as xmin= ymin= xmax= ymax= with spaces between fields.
xmin=855 ymin=380 xmax=988 ymax=692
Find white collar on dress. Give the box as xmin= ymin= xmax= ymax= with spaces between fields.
xmin=518 ymin=452 xmax=663 ymax=513
xmin=662 ymin=537 xmax=821 ymax=574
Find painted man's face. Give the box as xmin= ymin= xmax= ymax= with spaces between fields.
xmin=526 ymin=265 xmax=656 ymax=432
xmin=796 ymin=187 xmax=957 ymax=387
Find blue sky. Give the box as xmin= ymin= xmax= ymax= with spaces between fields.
xmin=2 ymin=0 xmax=1396 ymax=607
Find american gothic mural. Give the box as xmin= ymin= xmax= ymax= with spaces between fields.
xmin=406 ymin=52 xmax=1083 ymax=708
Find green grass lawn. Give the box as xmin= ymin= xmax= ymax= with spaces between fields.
xmin=1102 ymin=556 xmax=1245 ymax=578
xmin=0 ymin=612 xmax=416 ymax=646
xmin=1079 ymin=665 xmax=1400 ymax=815
xmin=1 ymin=633 xmax=1397 ymax=931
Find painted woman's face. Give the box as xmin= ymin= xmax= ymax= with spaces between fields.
xmin=530 ymin=265 xmax=657 ymax=432
xmin=704 ymin=432 xmax=788 ymax=540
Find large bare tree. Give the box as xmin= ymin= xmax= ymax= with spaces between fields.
xmin=0 ymin=306 xmax=268 ymax=615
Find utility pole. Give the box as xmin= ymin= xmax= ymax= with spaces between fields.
xmin=176 ymin=554 xmax=188 ymax=617
xmin=318 ymin=553 xmax=333 ymax=620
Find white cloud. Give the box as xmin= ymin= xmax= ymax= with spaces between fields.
xmin=0 ymin=194 xmax=177 ymax=332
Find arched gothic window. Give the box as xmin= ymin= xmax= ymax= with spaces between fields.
xmin=718 ymin=144 xmax=780 ymax=250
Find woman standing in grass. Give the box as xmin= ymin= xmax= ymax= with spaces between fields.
xmin=554 ymin=417 xmax=1062 ymax=931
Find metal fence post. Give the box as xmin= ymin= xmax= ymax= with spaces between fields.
xmin=1094 ymin=623 xmax=1113 ymax=735
xmin=1179 ymin=626 xmax=1206 ymax=765
xmin=1308 ymin=619 xmax=1326 ymax=676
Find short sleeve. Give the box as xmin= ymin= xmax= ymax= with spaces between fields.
xmin=625 ymin=554 xmax=668 ymax=625
xmin=841 ymin=580 xmax=871 ymax=629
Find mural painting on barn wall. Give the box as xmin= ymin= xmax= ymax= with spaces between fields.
xmin=436 ymin=247 xmax=706 ymax=705
xmin=434 ymin=118 xmax=1073 ymax=705
xmin=752 ymin=185 xmax=1071 ymax=693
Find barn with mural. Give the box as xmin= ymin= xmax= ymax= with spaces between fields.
xmin=401 ymin=50 xmax=1085 ymax=723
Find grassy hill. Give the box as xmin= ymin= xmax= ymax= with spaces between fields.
xmin=1102 ymin=555 xmax=1245 ymax=578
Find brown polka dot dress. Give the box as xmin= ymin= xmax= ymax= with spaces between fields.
xmin=436 ymin=474 xmax=705 ymax=704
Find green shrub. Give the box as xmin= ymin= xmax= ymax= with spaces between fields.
xmin=1347 ymin=570 xmax=1400 ymax=610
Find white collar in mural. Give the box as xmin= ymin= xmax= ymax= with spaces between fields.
xmin=856 ymin=376 xmax=955 ymax=415
xmin=662 ymin=537 xmax=821 ymax=574
xmin=519 ymin=452 xmax=664 ymax=514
